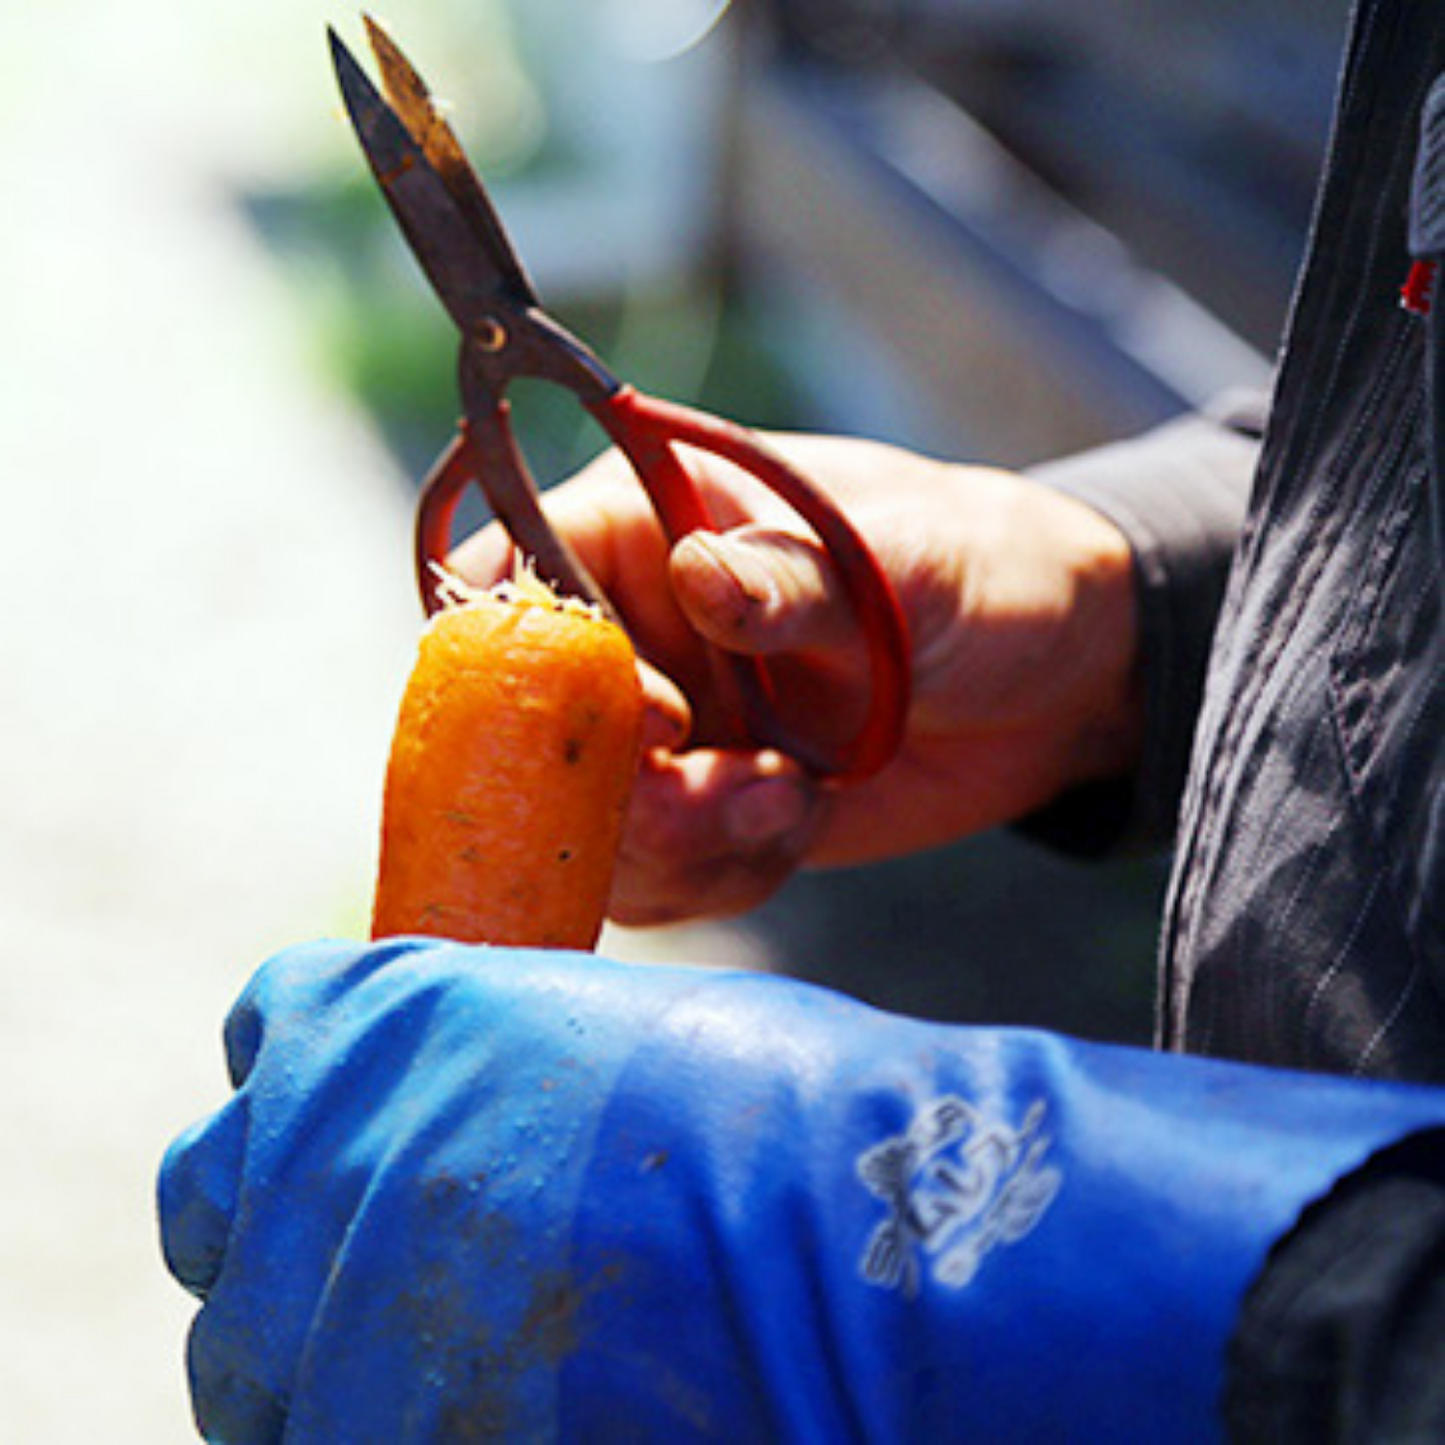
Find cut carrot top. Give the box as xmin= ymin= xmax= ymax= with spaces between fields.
xmin=371 ymin=564 xmax=643 ymax=950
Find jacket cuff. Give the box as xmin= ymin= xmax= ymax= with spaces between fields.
xmin=1019 ymin=394 xmax=1264 ymax=855
xmin=1224 ymin=1126 xmax=1445 ymax=1440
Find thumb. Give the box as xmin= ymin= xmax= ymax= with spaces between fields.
xmin=159 ymin=1101 xmax=247 ymax=1298
xmin=670 ymin=528 xmax=854 ymax=656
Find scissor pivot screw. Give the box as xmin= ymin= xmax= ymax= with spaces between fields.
xmin=474 ymin=317 xmax=508 ymax=352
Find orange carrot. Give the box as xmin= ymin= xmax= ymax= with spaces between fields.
xmin=371 ymin=566 xmax=643 ymax=950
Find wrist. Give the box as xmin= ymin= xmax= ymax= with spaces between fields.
xmin=1012 ymin=478 xmax=1143 ymax=792
xmin=1057 ymin=490 xmax=1143 ymax=783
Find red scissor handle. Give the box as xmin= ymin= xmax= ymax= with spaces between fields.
xmin=587 ymin=387 xmax=912 ymax=782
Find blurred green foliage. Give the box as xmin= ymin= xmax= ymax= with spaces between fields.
xmin=246 ymin=169 xmax=800 ymax=515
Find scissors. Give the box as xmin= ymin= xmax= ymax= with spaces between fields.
xmin=329 ymin=17 xmax=910 ymax=781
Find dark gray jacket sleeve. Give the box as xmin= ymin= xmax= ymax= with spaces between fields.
xmin=1019 ymin=391 xmax=1267 ymax=855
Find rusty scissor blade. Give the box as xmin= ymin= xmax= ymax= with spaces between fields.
xmin=329 ymin=26 xmax=515 ymax=336
xmin=362 ymin=14 xmax=539 ymax=311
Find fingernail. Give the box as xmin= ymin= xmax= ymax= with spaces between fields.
xmin=725 ymin=775 xmax=814 ymax=848
xmin=678 ymin=534 xmax=779 ymax=626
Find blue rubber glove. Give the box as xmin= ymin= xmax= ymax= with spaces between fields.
xmin=161 ymin=939 xmax=1445 ymax=1442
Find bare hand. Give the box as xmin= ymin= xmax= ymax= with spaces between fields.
xmin=451 ymin=433 xmax=1141 ymax=924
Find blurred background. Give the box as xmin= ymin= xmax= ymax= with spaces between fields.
xmin=0 ymin=0 xmax=1347 ymax=1436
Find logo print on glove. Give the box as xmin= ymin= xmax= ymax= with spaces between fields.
xmin=857 ymin=1095 xmax=1061 ymax=1297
